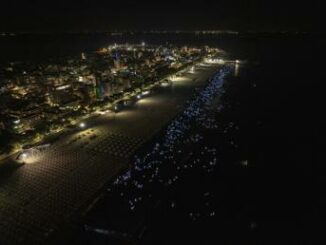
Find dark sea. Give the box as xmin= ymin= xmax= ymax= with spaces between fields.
xmin=1 ymin=33 xmax=324 ymax=244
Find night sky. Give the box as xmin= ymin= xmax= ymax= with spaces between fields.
xmin=0 ymin=0 xmax=322 ymax=32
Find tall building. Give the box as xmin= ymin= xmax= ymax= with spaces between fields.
xmin=94 ymin=74 xmax=105 ymax=99
xmin=114 ymin=52 xmax=121 ymax=70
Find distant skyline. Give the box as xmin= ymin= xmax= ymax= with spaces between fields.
xmin=0 ymin=0 xmax=322 ymax=32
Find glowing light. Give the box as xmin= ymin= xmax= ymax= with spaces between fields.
xmin=161 ymin=82 xmax=170 ymax=87
xmin=142 ymin=90 xmax=150 ymax=95
xmin=206 ymin=58 xmax=224 ymax=64
xmin=241 ymin=160 xmax=248 ymax=166
xmin=137 ymin=94 xmax=142 ymax=99
xmin=141 ymin=41 xmax=145 ymax=46
xmin=96 ymin=111 xmax=106 ymax=115
xmin=79 ymin=122 xmax=86 ymax=128
xmin=56 ymin=84 xmax=70 ymax=90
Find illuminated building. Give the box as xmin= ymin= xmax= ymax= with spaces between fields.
xmin=49 ymin=84 xmax=73 ymax=106
xmin=8 ymin=106 xmax=44 ymax=132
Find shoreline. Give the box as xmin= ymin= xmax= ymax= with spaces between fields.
xmin=0 ymin=59 xmax=227 ymax=245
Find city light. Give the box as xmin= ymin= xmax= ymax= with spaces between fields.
xmin=206 ymin=58 xmax=225 ymax=64
xmin=0 ymin=39 xmax=233 ymax=245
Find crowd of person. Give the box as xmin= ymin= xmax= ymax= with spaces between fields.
xmin=111 ymin=65 xmax=232 ymax=212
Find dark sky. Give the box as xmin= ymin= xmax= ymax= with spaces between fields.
xmin=0 ymin=0 xmax=322 ymax=32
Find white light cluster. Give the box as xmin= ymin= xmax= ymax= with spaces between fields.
xmin=111 ymin=66 xmax=232 ymax=212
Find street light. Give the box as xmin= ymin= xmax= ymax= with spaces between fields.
xmin=21 ymin=153 xmax=28 ymax=159
xmin=16 ymin=152 xmax=29 ymax=163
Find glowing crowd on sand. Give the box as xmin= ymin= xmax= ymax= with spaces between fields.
xmin=111 ymin=65 xmax=232 ymax=214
